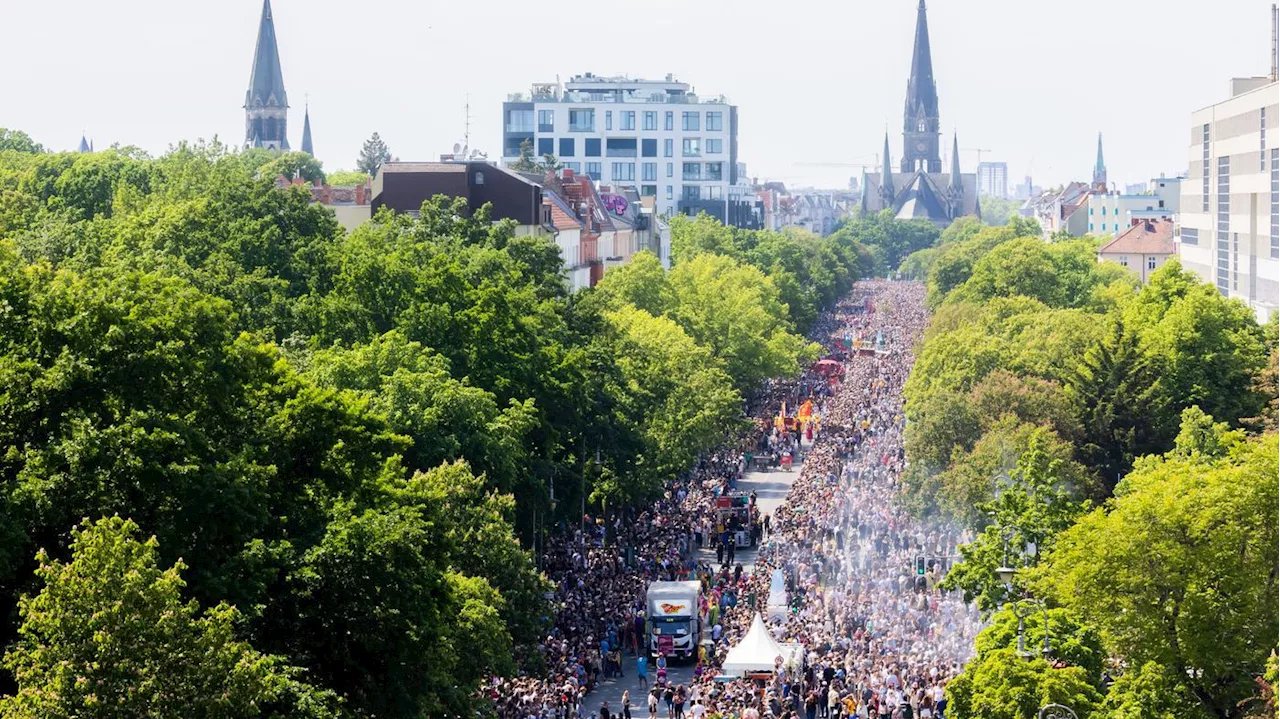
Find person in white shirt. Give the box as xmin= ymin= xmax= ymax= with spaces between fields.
xmin=689 ymin=700 xmax=707 ymax=719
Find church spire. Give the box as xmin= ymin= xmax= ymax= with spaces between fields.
xmin=1092 ymin=132 xmax=1107 ymax=192
xmin=950 ymin=133 xmax=962 ymax=188
xmin=301 ymin=103 xmax=314 ymax=156
xmin=880 ymin=133 xmax=896 ymax=205
xmin=77 ymin=134 xmax=90 ymax=153
xmin=902 ymin=0 xmax=941 ymax=173
xmin=244 ymin=0 xmax=290 ymax=150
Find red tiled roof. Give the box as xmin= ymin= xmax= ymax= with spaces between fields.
xmin=1098 ymin=219 xmax=1176 ymax=255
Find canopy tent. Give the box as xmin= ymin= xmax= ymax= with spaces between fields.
xmin=721 ymin=613 xmax=798 ymax=677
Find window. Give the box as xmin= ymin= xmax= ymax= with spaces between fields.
xmin=682 ymin=112 xmax=700 ymax=131
xmin=666 ymin=162 xmax=673 ymax=178
xmin=1114 ymin=224 xmax=1119 ymax=232
xmin=605 ymin=111 xmax=612 ymax=131
xmin=644 ymin=111 xmax=658 ymax=131
xmin=642 ymin=139 xmax=657 ymax=157
xmin=570 ymin=109 xmax=595 ymax=132
xmin=664 ymin=139 xmax=674 ymax=157
xmin=706 ymin=112 xmax=723 ymax=131
xmin=706 ymin=138 xmax=723 ymax=154
xmin=611 ymin=162 xmax=635 ymax=181
xmin=606 ymin=138 xmax=638 ymax=157
xmin=1089 ymin=207 xmax=1094 ymax=215
xmin=537 ymin=138 xmax=554 ymax=156
xmin=682 ymin=138 xmax=701 ymax=156
xmin=1119 ymin=255 xmax=1129 ymax=267
xmin=585 ymin=138 xmax=601 ymax=157
xmin=1147 ymin=256 xmax=1157 ymax=270
xmin=1216 ymin=155 xmax=1230 ymax=294
xmin=559 ymin=138 xmax=575 ymax=157
xmin=705 ymin=162 xmax=723 ymax=181
xmin=1180 ymin=227 xmax=1199 ymax=246
xmin=666 ymin=185 xmax=673 ymax=200
xmin=621 ymin=111 xmax=635 ymax=131
xmin=585 ymin=162 xmax=601 ymax=181
xmin=665 ymin=112 xmax=674 ymax=131
xmin=641 ymin=184 xmax=657 ymax=197
xmin=564 ymin=161 xmax=581 ymax=173
xmin=682 ymin=185 xmax=701 ymax=201
xmin=1271 ymin=148 xmax=1278 ymax=259
xmin=506 ymin=109 xmax=533 ymax=132
xmin=1089 ymin=223 xmax=1094 ymax=231
xmin=1262 ymin=106 xmax=1268 ymax=171
xmin=475 ymin=171 xmax=484 ymax=185
xmin=642 ymin=162 xmax=657 ymax=182
xmin=504 ymin=136 xmax=529 ymax=157
xmin=682 ymin=162 xmax=702 ymax=180
xmin=707 ymin=185 xmax=723 ymax=200
xmin=538 ymin=110 xmax=554 ymax=132
xmin=1201 ymin=123 xmax=1210 ymax=212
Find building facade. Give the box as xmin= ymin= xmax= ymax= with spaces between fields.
xmin=859 ymin=1 xmax=980 ymax=227
xmin=1086 ymin=177 xmax=1182 ymax=236
xmin=1097 ymin=218 xmax=1177 ymax=283
xmin=1179 ymin=78 xmax=1279 ymax=322
xmin=977 ymin=162 xmax=1008 ymax=198
xmin=500 ymin=74 xmax=752 ymax=225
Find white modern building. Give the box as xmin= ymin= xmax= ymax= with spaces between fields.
xmin=1086 ymin=177 xmax=1182 ymax=236
xmin=976 ymin=162 xmax=1009 ymax=198
xmin=1179 ymin=74 xmax=1278 ymax=322
xmin=501 ymin=74 xmax=760 ymax=227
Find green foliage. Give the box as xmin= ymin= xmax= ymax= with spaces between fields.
xmin=0 ymin=129 xmax=43 ymax=154
xmin=978 ymin=195 xmax=1024 ymax=226
xmin=325 ymin=170 xmax=369 ymax=187
xmin=258 ymin=150 xmax=325 ymax=184
xmin=830 ymin=209 xmax=940 ymax=270
xmin=1037 ymin=433 xmax=1279 ymax=719
xmin=1097 ymin=661 xmax=1206 ymax=719
xmin=939 ymin=429 xmax=1090 ymax=610
xmin=0 ymin=517 xmax=341 ymax=719
xmin=974 ymin=606 xmax=1106 ymax=681
xmin=944 ymin=648 xmax=1103 ymax=719
xmin=357 ymin=132 xmax=391 ymax=177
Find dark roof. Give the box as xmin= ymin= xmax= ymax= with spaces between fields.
xmin=300 ymin=105 xmax=313 ymax=155
xmin=894 ymin=172 xmax=948 ymax=221
xmin=904 ymin=0 xmax=939 ymax=123
xmin=1098 ymin=219 xmax=1176 ymax=255
xmin=245 ymin=0 xmax=288 ymax=109
xmin=77 ymin=135 xmax=90 ymax=153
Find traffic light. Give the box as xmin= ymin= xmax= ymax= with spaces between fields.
xmin=916 ymin=556 xmax=926 ymax=575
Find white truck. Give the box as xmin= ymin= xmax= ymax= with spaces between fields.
xmin=646 ymin=580 xmax=702 ymax=659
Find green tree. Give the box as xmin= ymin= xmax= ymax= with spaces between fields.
xmin=0 ymin=517 xmax=340 ymax=719
xmin=357 ymin=132 xmax=392 ymax=177
xmin=0 ymin=129 xmax=43 ymax=154
xmin=1037 ymin=433 xmax=1279 ymax=719
xmin=325 ymin=170 xmax=369 ymax=187
xmin=667 ymin=252 xmax=817 ymax=391
xmin=259 ymin=150 xmax=325 ymax=184
xmin=945 ymin=648 xmax=1102 ymax=719
xmin=669 ymin=211 xmax=739 ymax=265
xmin=1098 ymin=661 xmax=1206 ymax=719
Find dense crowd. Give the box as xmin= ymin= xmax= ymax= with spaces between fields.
xmin=491 ymin=281 xmax=981 ymax=719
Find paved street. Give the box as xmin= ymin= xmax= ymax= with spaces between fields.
xmin=580 ymin=460 xmax=804 ymax=714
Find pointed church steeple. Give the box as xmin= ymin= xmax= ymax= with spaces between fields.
xmin=950 ymin=133 xmax=962 ymax=189
xmin=902 ymin=0 xmax=941 ymax=173
xmin=244 ymin=0 xmax=290 ymax=150
xmin=1091 ymin=132 xmax=1107 ymax=192
xmin=301 ymin=103 xmax=314 ymax=156
xmin=77 ymin=134 xmax=90 ymax=153
xmin=880 ymin=133 xmax=896 ymax=206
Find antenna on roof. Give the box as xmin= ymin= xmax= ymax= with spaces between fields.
xmin=464 ymin=94 xmax=471 ymax=151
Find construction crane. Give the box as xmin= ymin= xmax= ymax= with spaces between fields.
xmin=961 ymin=148 xmax=992 ymax=168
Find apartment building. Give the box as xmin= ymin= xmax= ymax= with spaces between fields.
xmin=1086 ymin=177 xmax=1182 ymax=236
xmin=1179 ymin=76 xmax=1279 ymax=322
xmin=976 ymin=162 xmax=1009 ymax=198
xmin=501 ymin=74 xmax=757 ymax=227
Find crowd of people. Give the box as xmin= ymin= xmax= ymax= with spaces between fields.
xmin=490 ymin=281 xmax=982 ymax=719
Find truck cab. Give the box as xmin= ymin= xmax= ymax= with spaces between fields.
xmin=646 ymin=580 xmax=702 ymax=659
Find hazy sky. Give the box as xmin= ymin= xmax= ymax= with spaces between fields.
xmin=3 ymin=0 xmax=1274 ymax=189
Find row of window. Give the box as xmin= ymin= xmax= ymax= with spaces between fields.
xmin=512 ymin=108 xmax=726 ymax=134
xmin=536 ymin=137 xmax=723 ymax=159
xmin=559 ymin=161 xmax=724 ymax=183
xmin=1116 ymin=256 xmax=1159 ymax=270
xmin=1088 ymin=223 xmax=1121 ymax=232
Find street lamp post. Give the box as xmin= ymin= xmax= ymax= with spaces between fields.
xmin=997 ymin=565 xmax=1052 ymax=660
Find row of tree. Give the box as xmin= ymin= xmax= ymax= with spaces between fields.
xmin=0 ymin=133 xmax=888 ymax=716
xmin=898 ymin=216 xmax=1278 ymax=718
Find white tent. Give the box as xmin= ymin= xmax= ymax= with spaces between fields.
xmin=721 ymin=613 xmax=791 ymax=677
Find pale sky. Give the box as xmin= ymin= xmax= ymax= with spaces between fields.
xmin=2 ymin=0 xmax=1274 ymax=190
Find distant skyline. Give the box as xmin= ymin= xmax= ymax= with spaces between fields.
xmin=2 ymin=0 xmax=1274 ymax=190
